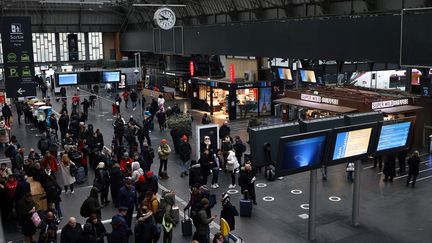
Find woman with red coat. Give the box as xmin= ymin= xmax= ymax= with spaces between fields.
xmin=77 ymin=139 xmax=89 ymax=175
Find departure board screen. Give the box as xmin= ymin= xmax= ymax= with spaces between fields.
xmin=377 ymin=122 xmax=411 ymax=151
xmin=333 ymin=128 xmax=372 ymax=160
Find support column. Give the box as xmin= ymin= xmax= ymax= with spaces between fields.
xmin=84 ymin=32 xmax=90 ymax=62
xmin=405 ymin=68 xmax=412 ymax=93
xmin=352 ymin=160 xmax=361 ymax=226
xmin=308 ymin=169 xmax=317 ymax=240
xmin=55 ymin=33 xmax=61 ymax=68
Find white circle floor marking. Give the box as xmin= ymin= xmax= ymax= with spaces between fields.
xmin=300 ymin=204 xmax=309 ymax=210
xmin=262 ymin=196 xmax=274 ymax=202
xmin=256 ymin=183 xmax=267 ymax=188
xmin=290 ymin=189 xmax=303 ymax=195
xmin=329 ymin=196 xmax=341 ymax=202
xmin=227 ymin=189 xmax=239 ymax=194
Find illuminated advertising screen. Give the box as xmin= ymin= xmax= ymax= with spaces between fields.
xmin=278 ymin=68 xmax=293 ymax=80
xmin=58 ymin=73 xmax=78 ymax=86
xmin=300 ymin=70 xmax=317 ymax=83
xmin=376 ymin=121 xmax=412 ymax=152
xmin=102 ymin=71 xmax=121 ymax=83
xmin=276 ymin=130 xmax=329 ymax=176
xmin=332 ymin=127 xmax=372 ymax=160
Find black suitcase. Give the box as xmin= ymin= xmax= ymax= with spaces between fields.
xmin=240 ymin=190 xmax=252 ymax=217
xmin=181 ymin=209 xmax=193 ymax=236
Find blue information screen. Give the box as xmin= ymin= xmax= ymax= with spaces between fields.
xmin=377 ymin=122 xmax=411 ymax=151
xmin=278 ymin=68 xmax=292 ymax=80
xmin=332 ymin=128 xmax=372 ymax=160
xmin=102 ymin=71 xmax=120 ymax=82
xmin=58 ymin=73 xmax=78 ymax=85
xmin=281 ymin=136 xmax=326 ymax=170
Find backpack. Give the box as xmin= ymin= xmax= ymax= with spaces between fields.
xmin=69 ymin=163 xmax=78 ymax=177
xmin=80 ymin=198 xmax=91 ymax=218
xmin=5 ymin=145 xmax=15 ymax=158
xmin=39 ymin=139 xmax=50 ymax=151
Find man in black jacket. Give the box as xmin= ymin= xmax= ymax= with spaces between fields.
xmin=239 ymin=162 xmax=257 ymax=205
xmin=179 ymin=135 xmax=192 ymax=178
xmin=130 ymin=89 xmax=138 ymax=110
xmin=219 ymin=121 xmax=231 ymax=142
xmin=60 ymin=217 xmax=83 ymax=243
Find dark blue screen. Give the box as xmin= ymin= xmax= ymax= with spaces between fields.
xmin=281 ymin=136 xmax=326 ymax=170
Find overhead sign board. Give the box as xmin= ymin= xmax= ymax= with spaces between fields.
xmin=371 ymin=99 xmax=409 ymax=109
xmin=1 ymin=16 xmax=36 ymax=98
xmin=300 ymin=93 xmax=339 ymax=105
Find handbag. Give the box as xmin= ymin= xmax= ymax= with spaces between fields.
xmin=31 ymin=212 xmax=41 ymax=227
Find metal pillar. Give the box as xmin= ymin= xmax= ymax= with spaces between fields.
xmin=352 ymin=160 xmax=361 ymax=226
xmin=308 ymin=169 xmax=317 ymax=240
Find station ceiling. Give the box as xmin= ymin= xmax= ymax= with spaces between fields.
xmin=0 ymin=0 xmax=429 ymax=32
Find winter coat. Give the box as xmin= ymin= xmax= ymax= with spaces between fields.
xmin=41 ymin=156 xmax=58 ymax=173
xmin=131 ymin=162 xmax=144 ymax=184
xmin=239 ymin=169 xmax=255 ymax=192
xmin=144 ymin=194 xmax=159 ymax=214
xmin=130 ymin=91 xmax=138 ymax=102
xmin=0 ymin=125 xmax=10 ymax=143
xmin=233 ymin=140 xmax=246 ymax=158
xmin=135 ymin=212 xmax=157 ymax=243
xmin=162 ymin=193 xmax=177 ymax=226
xmin=95 ymin=168 xmax=110 ymax=190
xmin=42 ymin=176 xmax=62 ymax=204
xmin=85 ymin=218 xmax=107 ymax=243
xmin=220 ymin=201 xmax=236 ymax=231
xmin=16 ymin=198 xmax=37 ymax=236
xmin=199 ymin=154 xmax=213 ymax=177
xmin=118 ymin=186 xmax=138 ymax=210
xmin=219 ymin=125 xmax=231 ymax=140
xmin=383 ymin=154 xmax=396 ymax=177
xmin=195 ymin=206 xmax=213 ymax=236
xmin=179 ymin=140 xmax=192 ymax=162
xmin=158 ymin=144 xmax=171 ymax=160
xmin=59 ymin=162 xmax=76 ymax=186
xmin=189 ymin=164 xmax=202 ymax=187
xmin=408 ymin=156 xmax=420 ymax=175
xmin=110 ymin=166 xmax=124 ymax=198
xmin=60 ymin=223 xmax=83 ymax=243
xmin=86 ymin=187 xmax=102 ymax=219
xmin=226 ymin=151 xmax=240 ymax=172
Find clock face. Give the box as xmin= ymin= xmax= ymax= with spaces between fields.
xmin=154 ymin=8 xmax=176 ymax=30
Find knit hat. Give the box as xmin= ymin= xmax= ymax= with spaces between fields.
xmin=138 ymin=175 xmax=145 ymax=182
xmin=146 ymin=171 xmax=153 ymax=177
xmin=161 ymin=139 xmax=167 ymax=144
xmin=201 ymin=198 xmax=209 ymax=206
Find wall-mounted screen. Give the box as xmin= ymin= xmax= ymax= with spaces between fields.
xmin=277 ymin=68 xmax=292 ymax=80
xmin=376 ymin=121 xmax=412 ymax=153
xmin=58 ymin=73 xmax=78 ymax=86
xmin=79 ymin=71 xmax=100 ymax=84
xmin=276 ymin=130 xmax=329 ymax=176
xmin=300 ymin=70 xmax=317 ymax=83
xmin=102 ymin=71 xmax=121 ymax=83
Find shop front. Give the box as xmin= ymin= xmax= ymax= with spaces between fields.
xmin=146 ymin=69 xmax=192 ymax=98
xmin=191 ymin=78 xmax=273 ymax=120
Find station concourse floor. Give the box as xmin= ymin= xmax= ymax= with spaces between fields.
xmin=2 ymin=86 xmax=432 ymax=243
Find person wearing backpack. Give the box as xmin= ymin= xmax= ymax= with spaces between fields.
xmin=38 ymin=133 xmax=51 ymax=156
xmin=220 ymin=193 xmax=238 ymax=242
xmin=81 ymin=187 xmax=102 ymax=219
xmin=59 ymin=154 xmax=76 ymax=194
xmin=161 ymin=192 xmax=177 ymax=243
xmin=192 ymin=198 xmax=217 ymax=243
xmin=179 ymin=135 xmax=192 ymax=178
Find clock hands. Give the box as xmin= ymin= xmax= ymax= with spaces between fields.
xmin=159 ymin=15 xmax=168 ymax=21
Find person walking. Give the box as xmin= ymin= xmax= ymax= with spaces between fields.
xmin=16 ymin=102 xmax=23 ymax=126
xmin=161 ymin=192 xmax=177 ymax=243
xmin=83 ymin=187 xmax=102 ymax=219
xmin=60 ymin=217 xmax=83 ymax=243
xmin=383 ymin=154 xmax=396 ymax=182
xmin=16 ymin=192 xmax=38 ymax=243
xmin=108 ymin=207 xmax=130 ymax=243
xmin=407 ymin=150 xmax=421 ymax=188
xmin=211 ymin=150 xmax=222 ymax=188
xmin=232 ymin=136 xmax=246 ymax=165
xmin=398 ymin=150 xmax=408 ymax=174
xmin=201 ymin=113 xmax=211 ymax=125
xmin=130 ymin=89 xmax=138 ymax=110
xmin=156 ymin=109 xmax=167 ymax=132
xmin=118 ymin=178 xmax=138 ymax=228
xmin=122 ymin=90 xmax=129 ymax=109
xmin=192 ymin=198 xmax=217 ymax=243
xmin=158 ymin=139 xmax=171 ymax=179
xmin=59 ymin=154 xmax=76 ymax=194
xmin=219 ymin=121 xmax=231 ymax=144
xmin=226 ymin=149 xmax=240 ymax=189
xmin=86 ymin=213 xmax=107 ymax=243
xmin=179 ymin=135 xmax=192 ymax=177
xmin=135 ymin=205 xmax=159 ymax=243
xmin=199 ymin=149 xmax=213 ymax=186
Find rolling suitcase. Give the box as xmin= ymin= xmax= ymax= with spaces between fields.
xmin=172 ymin=205 xmax=180 ymax=223
xmin=181 ymin=209 xmax=193 ymax=236
xmin=75 ymin=167 xmax=86 ymax=184
xmin=240 ymin=190 xmax=252 ymax=217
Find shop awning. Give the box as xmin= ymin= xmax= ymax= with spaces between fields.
xmin=377 ymin=105 xmax=424 ymax=114
xmin=274 ymin=97 xmax=357 ymax=113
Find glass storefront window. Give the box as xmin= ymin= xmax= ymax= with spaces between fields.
xmin=236 ymin=88 xmax=258 ymax=119
xmin=198 ymin=85 xmax=207 ymax=101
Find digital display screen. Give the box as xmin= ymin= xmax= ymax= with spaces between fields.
xmin=377 ymin=122 xmax=411 ymax=151
xmin=300 ymin=70 xmax=317 ymax=83
xmin=280 ymin=136 xmax=326 ymax=171
xmin=332 ymin=128 xmax=372 ymax=160
xmin=102 ymin=71 xmax=120 ymax=83
xmin=278 ymin=68 xmax=292 ymax=80
xmin=58 ymin=73 xmax=78 ymax=86
xmin=80 ymin=71 xmax=100 ymax=84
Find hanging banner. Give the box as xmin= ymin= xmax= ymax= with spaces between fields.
xmin=230 ymin=64 xmax=235 ymax=83
xmin=189 ymin=60 xmax=195 ymax=77
xmin=1 ymin=16 xmax=36 ymax=98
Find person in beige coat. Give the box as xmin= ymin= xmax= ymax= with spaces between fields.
xmin=59 ymin=154 xmax=76 ymax=193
